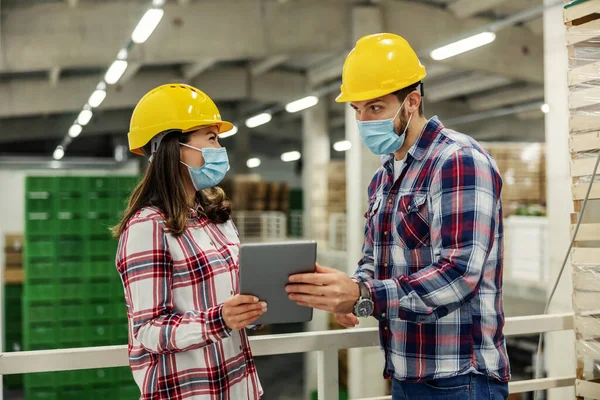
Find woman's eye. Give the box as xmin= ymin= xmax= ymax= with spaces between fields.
xmin=371 ymin=105 xmax=381 ymax=112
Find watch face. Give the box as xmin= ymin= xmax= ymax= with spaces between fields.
xmin=357 ymin=299 xmax=374 ymax=317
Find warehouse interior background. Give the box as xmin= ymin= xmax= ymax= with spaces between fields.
xmin=1 ymin=0 xmax=599 ymax=399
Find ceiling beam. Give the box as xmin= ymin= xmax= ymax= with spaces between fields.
xmin=448 ymin=0 xmax=510 ymax=19
xmin=0 ymin=68 xmax=306 ymax=118
xmin=467 ymin=85 xmax=544 ymax=111
xmin=48 ymin=67 xmax=61 ymax=88
xmin=525 ymin=17 xmax=544 ymax=36
xmin=182 ymin=58 xmax=217 ymax=81
xmin=250 ymin=55 xmax=290 ymax=77
xmin=427 ymin=72 xmax=512 ymax=103
xmin=0 ymin=1 xmax=542 ymax=83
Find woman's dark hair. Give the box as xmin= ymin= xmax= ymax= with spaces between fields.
xmin=111 ymin=130 xmax=231 ymax=238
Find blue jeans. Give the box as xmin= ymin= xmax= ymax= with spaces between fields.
xmin=392 ymin=373 xmax=509 ymax=400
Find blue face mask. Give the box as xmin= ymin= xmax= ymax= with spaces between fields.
xmin=180 ymin=144 xmax=229 ymax=191
xmin=356 ymin=96 xmax=413 ymax=155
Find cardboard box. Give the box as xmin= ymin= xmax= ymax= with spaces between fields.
xmin=4 ymin=234 xmax=24 ymax=252
xmin=5 ymin=252 xmax=22 ymax=267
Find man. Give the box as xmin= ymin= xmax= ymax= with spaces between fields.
xmin=286 ymin=33 xmax=510 ymax=399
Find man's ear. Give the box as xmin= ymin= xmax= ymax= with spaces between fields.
xmin=407 ymin=91 xmax=422 ymax=114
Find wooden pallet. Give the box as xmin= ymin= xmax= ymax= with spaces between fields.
xmin=566 ymin=2 xmax=600 ymax=398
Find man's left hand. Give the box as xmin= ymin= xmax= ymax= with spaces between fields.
xmin=286 ymin=263 xmax=360 ymax=314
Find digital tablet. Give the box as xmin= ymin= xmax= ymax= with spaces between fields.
xmin=239 ymin=240 xmax=317 ymax=325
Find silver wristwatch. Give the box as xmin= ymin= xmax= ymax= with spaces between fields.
xmin=353 ymin=281 xmax=374 ymax=318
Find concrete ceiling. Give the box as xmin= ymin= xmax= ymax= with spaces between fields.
xmin=0 ymin=0 xmax=546 ymax=160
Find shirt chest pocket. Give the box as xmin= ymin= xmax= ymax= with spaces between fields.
xmin=395 ymin=194 xmax=431 ymax=249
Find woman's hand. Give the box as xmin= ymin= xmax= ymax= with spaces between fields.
xmin=222 ymin=295 xmax=267 ymax=331
xmin=335 ymin=313 xmax=359 ymax=328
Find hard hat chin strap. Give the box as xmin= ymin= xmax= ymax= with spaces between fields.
xmin=148 ymin=131 xmax=170 ymax=163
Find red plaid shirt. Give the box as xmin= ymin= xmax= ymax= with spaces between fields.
xmin=116 ymin=207 xmax=262 ymax=399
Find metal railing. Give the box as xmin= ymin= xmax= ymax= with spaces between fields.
xmin=0 ymin=313 xmax=575 ymax=399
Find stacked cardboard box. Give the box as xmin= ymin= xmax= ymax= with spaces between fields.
xmin=5 ymin=233 xmax=24 ymax=283
xmin=221 ymin=175 xmax=290 ymax=212
xmin=482 ymin=143 xmax=546 ymax=215
xmin=327 ymin=161 xmax=346 ymax=214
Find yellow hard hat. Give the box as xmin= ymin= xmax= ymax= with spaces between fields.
xmin=128 ymin=83 xmax=234 ymax=155
xmin=336 ymin=33 xmax=427 ymax=103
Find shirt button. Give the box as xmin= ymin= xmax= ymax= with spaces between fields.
xmin=407 ymin=206 xmax=411 ymax=212
xmin=383 ymin=263 xmax=388 ymax=268
xmin=381 ymin=313 xmax=386 ymax=318
xmin=239 ymin=345 xmax=243 ymax=350
xmin=230 ymin=291 xmax=234 ymax=295
xmin=388 ymin=199 xmax=393 ymax=204
xmin=383 ymin=231 xmax=388 ymax=236
xmin=384 ymin=327 xmax=388 ymax=331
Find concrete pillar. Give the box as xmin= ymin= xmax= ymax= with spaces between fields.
xmin=345 ymin=106 xmax=387 ymax=399
xmin=302 ymin=101 xmax=330 ymax=243
xmin=233 ymin=128 xmax=250 ymax=175
xmin=543 ymin=2 xmax=576 ymax=399
xmin=301 ymin=100 xmax=331 ymax=400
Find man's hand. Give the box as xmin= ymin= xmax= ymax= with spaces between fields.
xmin=222 ymin=295 xmax=267 ymax=331
xmin=286 ymin=263 xmax=360 ymax=314
xmin=335 ymin=313 xmax=359 ymax=328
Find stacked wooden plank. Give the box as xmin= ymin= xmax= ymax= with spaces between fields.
xmin=565 ymin=1 xmax=600 ymax=398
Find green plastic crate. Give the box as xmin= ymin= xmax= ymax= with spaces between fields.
xmin=60 ymin=387 xmax=90 ymax=400
xmin=26 ymin=216 xmax=56 ymax=236
xmin=88 ymin=387 xmax=117 ymax=400
xmin=26 ymin=261 xmax=56 ymax=281
xmin=24 ymin=372 xmax=58 ymax=390
xmin=26 ymin=195 xmax=53 ymax=213
xmin=25 ymin=389 xmax=59 ymax=400
xmin=85 ymin=239 xmax=118 ymax=258
xmin=85 ymin=301 xmax=120 ymax=321
xmin=88 ymin=281 xmax=115 ymax=301
xmin=59 ymin=281 xmax=86 ymax=302
xmin=26 ymin=238 xmax=57 ymax=259
xmin=87 ymin=195 xmax=118 ymax=215
xmin=24 ymin=323 xmax=57 ymax=349
xmin=57 ymin=176 xmax=87 ymax=194
xmin=24 ymin=303 xmax=57 ymax=324
xmin=4 ymin=373 xmax=23 ymax=389
xmin=26 ymin=176 xmax=57 ymax=194
xmin=89 ymin=177 xmax=118 ymax=193
xmin=58 ymin=303 xmax=86 ymax=322
xmin=58 ymin=238 xmax=85 ymax=259
xmin=85 ymin=323 xmax=118 ymax=344
xmin=56 ymin=195 xmax=87 ymax=216
xmin=59 ymin=323 xmax=87 ymax=346
xmin=24 ymin=282 xmax=58 ymax=303
xmin=86 ymin=217 xmax=114 ymax=238
xmin=56 ymin=215 xmax=87 ymax=236
xmin=5 ymin=283 xmax=22 ymax=299
xmin=86 ymin=260 xmax=116 ymax=280
xmin=57 ymin=261 xmax=83 ymax=280
xmin=118 ymin=384 xmax=140 ymax=399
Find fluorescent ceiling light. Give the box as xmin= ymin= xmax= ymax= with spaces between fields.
xmin=541 ymin=104 xmax=550 ymax=113
xmin=430 ymin=32 xmax=496 ymax=61
xmin=285 ymin=95 xmax=319 ymax=113
xmin=117 ymin=48 xmax=128 ymax=61
xmin=246 ymin=158 xmax=261 ymax=169
xmin=220 ymin=125 xmax=238 ymax=138
xmin=333 ymin=140 xmax=352 ymax=152
xmin=152 ymin=0 xmax=165 ymax=6
xmin=88 ymin=90 xmax=107 ymax=108
xmin=96 ymin=82 xmax=107 ymax=91
xmin=105 ymin=60 xmax=128 ymax=85
xmin=77 ymin=109 xmax=93 ymax=126
xmin=131 ymin=8 xmax=164 ymax=44
xmin=53 ymin=147 xmax=65 ymax=160
xmin=68 ymin=124 xmax=83 ymax=138
xmin=281 ymin=151 xmax=301 ymax=162
xmin=245 ymin=113 xmax=272 ymax=128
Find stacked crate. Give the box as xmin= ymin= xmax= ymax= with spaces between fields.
xmin=5 ymin=234 xmax=25 ymax=284
xmin=564 ymin=1 xmax=600 ymax=398
xmin=327 ymin=161 xmax=346 ymax=215
xmin=4 ymin=283 xmax=24 ymax=389
xmin=23 ymin=176 xmax=139 ymax=400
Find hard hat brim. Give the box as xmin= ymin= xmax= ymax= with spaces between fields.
xmin=129 ymin=119 xmax=234 ymax=155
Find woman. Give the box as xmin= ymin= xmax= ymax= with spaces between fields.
xmin=112 ymin=83 xmax=265 ymax=399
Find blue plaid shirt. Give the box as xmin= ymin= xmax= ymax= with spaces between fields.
xmin=354 ymin=117 xmax=510 ymax=383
